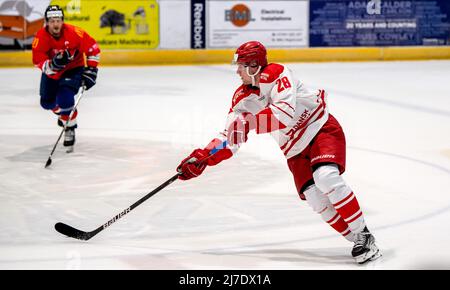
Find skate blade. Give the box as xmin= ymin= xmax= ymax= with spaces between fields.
xmin=369 ymin=249 xmax=382 ymax=262
xmin=356 ymin=249 xmax=382 ymax=264
xmin=66 ymin=146 xmax=74 ymax=153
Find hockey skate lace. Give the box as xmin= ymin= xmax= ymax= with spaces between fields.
xmin=354 ymin=232 xmax=368 ymax=247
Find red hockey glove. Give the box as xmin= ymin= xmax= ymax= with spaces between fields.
xmin=204 ymin=138 xmax=233 ymax=166
xmin=177 ymin=148 xmax=209 ymax=180
xmin=226 ymin=113 xmax=256 ymax=146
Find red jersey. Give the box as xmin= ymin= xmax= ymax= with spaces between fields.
xmin=32 ymin=23 xmax=100 ymax=79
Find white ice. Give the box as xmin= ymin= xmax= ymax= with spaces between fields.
xmin=0 ymin=61 xmax=450 ymax=269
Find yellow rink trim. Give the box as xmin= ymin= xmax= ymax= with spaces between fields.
xmin=1 ymin=46 xmax=450 ymax=67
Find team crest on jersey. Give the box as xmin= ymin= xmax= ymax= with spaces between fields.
xmin=260 ymin=73 xmax=269 ymax=82
xmin=74 ymin=27 xmax=84 ymax=38
xmin=233 ymin=89 xmax=244 ymax=105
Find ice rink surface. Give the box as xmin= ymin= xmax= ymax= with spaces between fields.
xmin=0 ymin=60 xmax=449 ymax=269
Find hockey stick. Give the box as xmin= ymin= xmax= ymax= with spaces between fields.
xmin=55 ymin=172 xmax=180 ymax=240
xmin=44 ymin=84 xmax=86 ymax=168
xmin=54 ymin=140 xmax=228 ymax=241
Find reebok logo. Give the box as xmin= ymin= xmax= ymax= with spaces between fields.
xmin=192 ymin=3 xmax=205 ymax=49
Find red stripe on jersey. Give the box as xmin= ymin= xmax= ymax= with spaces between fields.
xmin=280 ymin=102 xmax=324 ymax=151
xmin=282 ymin=110 xmax=325 ymax=156
xmin=282 ymin=127 xmax=307 ymax=155
xmin=87 ymin=59 xmax=99 ymax=67
xmin=255 ymin=107 xmax=287 ymax=134
xmin=318 ymin=90 xmax=326 ymax=107
xmin=272 ymin=103 xmax=293 ymax=119
xmin=277 ymin=101 xmax=294 ymax=111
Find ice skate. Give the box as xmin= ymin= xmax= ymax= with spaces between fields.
xmin=351 ymin=226 xmax=382 ymax=264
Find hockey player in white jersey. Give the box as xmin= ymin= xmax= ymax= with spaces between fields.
xmin=177 ymin=41 xmax=381 ymax=264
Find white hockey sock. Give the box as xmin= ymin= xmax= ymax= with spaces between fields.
xmin=304 ymin=185 xmax=355 ymax=242
xmin=313 ymin=164 xmax=366 ymax=234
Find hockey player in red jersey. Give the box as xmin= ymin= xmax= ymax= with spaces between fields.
xmin=32 ymin=5 xmax=100 ymax=150
xmin=177 ymin=41 xmax=381 ymax=264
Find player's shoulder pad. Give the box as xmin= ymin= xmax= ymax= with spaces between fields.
xmin=35 ymin=26 xmax=48 ymax=38
xmin=32 ymin=27 xmax=48 ymax=49
xmin=260 ymin=63 xmax=285 ymax=84
xmin=231 ymin=84 xmax=260 ymax=108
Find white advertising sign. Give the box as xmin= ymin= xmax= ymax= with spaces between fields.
xmin=208 ymin=0 xmax=309 ymax=48
xmin=159 ymin=0 xmax=191 ymax=49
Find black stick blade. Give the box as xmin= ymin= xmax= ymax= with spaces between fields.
xmin=45 ymin=158 xmax=52 ymax=168
xmin=55 ymin=222 xmax=92 ymax=240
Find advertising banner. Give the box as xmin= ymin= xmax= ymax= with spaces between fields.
xmin=310 ymin=0 xmax=450 ymax=46
xmin=208 ymin=0 xmax=309 ymax=48
xmin=191 ymin=0 xmax=206 ymax=49
xmin=159 ymin=0 xmax=190 ymax=49
xmin=51 ymin=0 xmax=159 ymax=49
xmin=0 ymin=0 xmax=49 ymax=49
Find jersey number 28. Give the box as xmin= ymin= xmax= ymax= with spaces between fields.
xmin=276 ymin=77 xmax=291 ymax=93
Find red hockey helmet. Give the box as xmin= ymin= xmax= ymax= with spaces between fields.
xmin=233 ymin=41 xmax=268 ymax=67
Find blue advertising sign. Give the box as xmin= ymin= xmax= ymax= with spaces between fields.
xmin=309 ymin=0 xmax=450 ymax=46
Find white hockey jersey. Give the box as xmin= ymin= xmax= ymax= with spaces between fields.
xmin=216 ymin=63 xmax=329 ymax=160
